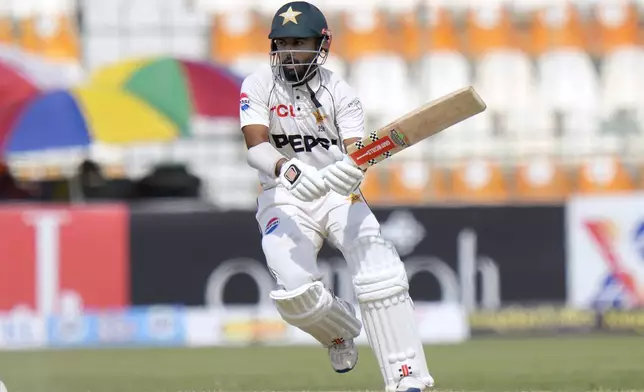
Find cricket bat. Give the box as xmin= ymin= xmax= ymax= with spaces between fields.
xmin=346 ymin=86 xmax=487 ymax=171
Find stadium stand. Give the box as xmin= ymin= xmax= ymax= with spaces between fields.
xmin=1 ymin=0 xmax=644 ymax=206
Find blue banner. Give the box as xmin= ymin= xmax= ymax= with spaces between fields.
xmin=47 ymin=306 xmax=186 ymax=348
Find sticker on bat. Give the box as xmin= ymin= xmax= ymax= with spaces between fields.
xmin=389 ymin=129 xmax=409 ymax=147
xmin=350 ymin=136 xmax=396 ymax=166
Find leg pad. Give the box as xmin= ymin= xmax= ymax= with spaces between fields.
xmin=270 ymin=281 xmax=362 ymax=348
xmin=345 ymin=236 xmax=433 ymax=390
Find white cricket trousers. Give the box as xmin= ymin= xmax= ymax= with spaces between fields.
xmin=255 ymin=186 xmax=381 ymax=291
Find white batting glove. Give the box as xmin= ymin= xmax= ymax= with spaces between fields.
xmin=279 ymin=158 xmax=330 ymax=202
xmin=322 ymin=145 xmax=365 ymax=197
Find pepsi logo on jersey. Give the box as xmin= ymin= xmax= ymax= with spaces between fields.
xmin=272 ymin=134 xmax=338 ymax=152
xmin=271 ymin=104 xmax=296 ymax=118
xmin=265 ymin=217 xmax=280 ymax=235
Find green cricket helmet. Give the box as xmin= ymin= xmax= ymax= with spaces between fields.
xmin=268 ymin=1 xmax=332 ymax=84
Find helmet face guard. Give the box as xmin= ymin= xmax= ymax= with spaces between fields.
xmin=269 ymin=30 xmax=332 ymax=85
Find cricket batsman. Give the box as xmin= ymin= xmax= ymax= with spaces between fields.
xmin=240 ymin=2 xmax=435 ymax=391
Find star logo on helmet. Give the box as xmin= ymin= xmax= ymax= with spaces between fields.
xmin=279 ymin=6 xmax=302 ymax=25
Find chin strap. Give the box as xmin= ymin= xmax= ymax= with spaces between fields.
xmin=305 ymin=79 xmax=322 ymax=108
xmin=289 ymin=67 xmax=318 ymax=88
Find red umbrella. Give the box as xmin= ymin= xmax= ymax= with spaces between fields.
xmin=0 ymin=61 xmax=40 ymax=105
xmin=0 ymin=61 xmax=40 ymax=153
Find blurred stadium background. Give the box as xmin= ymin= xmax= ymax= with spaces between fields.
xmin=1 ymin=0 xmax=644 ymax=391
xmin=1 ymin=0 xmax=644 ymax=205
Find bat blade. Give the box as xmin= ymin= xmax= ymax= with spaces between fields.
xmin=346 ymin=86 xmax=487 ymax=170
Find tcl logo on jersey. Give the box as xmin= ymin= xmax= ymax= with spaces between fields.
xmin=0 ymin=205 xmax=129 ymax=314
xmin=271 ymin=104 xmax=296 ymax=118
xmin=272 ymin=134 xmax=338 ymax=152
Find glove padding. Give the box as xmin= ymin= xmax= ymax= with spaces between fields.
xmin=279 ymin=158 xmax=330 ymax=202
xmin=322 ymin=145 xmax=365 ymax=196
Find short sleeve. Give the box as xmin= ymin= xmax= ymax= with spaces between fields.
xmin=240 ymin=73 xmax=270 ymax=128
xmin=334 ymin=79 xmax=365 ymax=140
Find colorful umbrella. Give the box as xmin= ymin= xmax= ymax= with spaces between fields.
xmin=0 ymin=61 xmax=41 ymax=155
xmin=0 ymin=61 xmax=40 ymax=104
xmin=0 ymin=47 xmax=85 ymax=90
xmin=88 ymin=56 xmax=244 ymax=134
xmin=1 ymin=88 xmax=180 ymax=155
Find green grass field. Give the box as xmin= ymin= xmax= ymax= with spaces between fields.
xmin=1 ymin=335 xmax=643 ymax=392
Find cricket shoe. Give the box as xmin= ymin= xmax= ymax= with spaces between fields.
xmin=328 ymin=300 xmax=359 ymax=373
xmin=392 ymin=375 xmax=435 ymax=392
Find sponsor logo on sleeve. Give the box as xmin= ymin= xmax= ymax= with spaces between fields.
xmin=240 ymin=93 xmax=250 ymax=111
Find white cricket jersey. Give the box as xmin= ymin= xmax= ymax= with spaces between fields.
xmin=240 ymin=65 xmax=365 ymax=190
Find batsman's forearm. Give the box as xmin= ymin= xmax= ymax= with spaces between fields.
xmin=275 ymin=158 xmax=289 ymax=177
xmin=247 ymin=141 xmax=287 ymax=179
